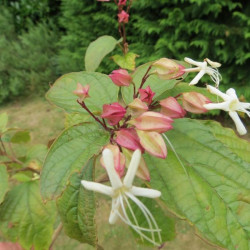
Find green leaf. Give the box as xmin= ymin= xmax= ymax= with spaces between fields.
xmin=0 ymin=181 xmax=56 ymax=250
xmin=41 ymin=123 xmax=109 ymax=200
xmin=0 ymin=165 xmax=8 ymax=203
xmin=145 ymin=118 xmax=250 ymax=249
xmin=11 ymin=173 xmax=32 ymax=182
xmin=85 ymin=35 xmax=119 ymax=72
xmin=11 ymin=131 xmax=30 ymax=144
xmin=25 ymin=144 xmax=47 ymax=164
xmin=122 ymin=61 xmax=187 ymax=104
xmin=57 ymin=158 xmax=97 ymax=247
xmin=112 ymin=52 xmax=138 ymax=71
xmin=64 ymin=113 xmax=92 ymax=128
xmin=0 ymin=113 xmax=8 ymax=133
xmin=46 ymin=71 xmax=119 ymax=114
xmin=129 ymin=196 xmax=175 ymax=246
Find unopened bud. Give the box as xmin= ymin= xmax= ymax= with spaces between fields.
xmin=129 ymin=111 xmax=173 ymax=133
xmin=116 ymin=128 xmax=144 ymax=152
xmin=127 ymin=98 xmax=148 ymax=116
xmin=136 ymin=130 xmax=167 ymax=159
xmin=138 ymin=86 xmax=155 ymax=104
xmin=73 ymin=83 xmax=90 ymax=102
xmin=118 ymin=10 xmax=129 ymax=23
xmin=101 ymin=102 xmax=126 ymax=126
xmin=160 ymin=97 xmax=186 ymax=118
xmin=109 ymin=69 xmax=132 ymax=87
xmin=182 ymin=92 xmax=211 ymax=114
xmin=152 ymin=58 xmax=185 ymax=80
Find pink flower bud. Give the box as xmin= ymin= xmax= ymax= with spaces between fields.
xmin=116 ymin=128 xmax=144 ymax=152
xmin=136 ymin=130 xmax=167 ymax=159
xmin=123 ymin=148 xmax=150 ymax=181
xmin=129 ymin=111 xmax=173 ymax=133
xmin=127 ymin=98 xmax=148 ymax=116
xmin=138 ymin=86 xmax=155 ymax=104
xmin=101 ymin=102 xmax=126 ymax=126
xmin=152 ymin=58 xmax=185 ymax=80
xmin=100 ymin=144 xmax=125 ymax=177
xmin=118 ymin=0 xmax=127 ymax=5
xmin=109 ymin=69 xmax=132 ymax=87
xmin=182 ymin=92 xmax=211 ymax=114
xmin=160 ymin=97 xmax=186 ymax=118
xmin=118 ymin=10 xmax=129 ymax=23
xmin=73 ymin=83 xmax=90 ymax=102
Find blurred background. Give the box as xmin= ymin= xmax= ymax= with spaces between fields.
xmin=0 ymin=0 xmax=249 ymax=249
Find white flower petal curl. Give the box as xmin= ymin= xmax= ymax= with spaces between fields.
xmin=229 ymin=111 xmax=247 ymax=135
xmin=81 ymin=181 xmax=113 ymax=196
xmin=131 ymin=186 xmax=161 ymax=198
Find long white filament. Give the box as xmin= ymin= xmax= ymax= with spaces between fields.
xmin=115 ymin=194 xmax=161 ymax=246
xmin=163 ymin=133 xmax=189 ymax=178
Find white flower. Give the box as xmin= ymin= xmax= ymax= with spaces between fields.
xmin=184 ymin=57 xmax=222 ymax=86
xmin=204 ymin=85 xmax=250 ymax=135
xmin=81 ymin=149 xmax=162 ymax=246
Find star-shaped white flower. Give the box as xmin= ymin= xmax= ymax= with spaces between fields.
xmin=81 ymin=149 xmax=162 ymax=246
xmin=204 ymin=85 xmax=250 ymax=135
xmin=184 ymin=57 xmax=222 ymax=86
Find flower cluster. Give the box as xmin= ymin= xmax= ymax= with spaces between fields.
xmin=185 ymin=57 xmax=250 ymax=135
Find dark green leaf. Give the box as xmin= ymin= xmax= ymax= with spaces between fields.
xmin=57 ymin=158 xmax=97 ymax=247
xmin=41 ymin=123 xmax=109 ymax=200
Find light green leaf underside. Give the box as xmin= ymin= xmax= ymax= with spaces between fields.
xmin=85 ymin=35 xmax=118 ymax=72
xmin=0 ymin=165 xmax=8 ymax=203
xmin=41 ymin=123 xmax=109 ymax=200
xmin=64 ymin=113 xmax=93 ymax=128
xmin=57 ymin=158 xmax=97 ymax=247
xmin=145 ymin=118 xmax=250 ymax=250
xmin=0 ymin=181 xmax=56 ymax=250
xmin=46 ymin=71 xmax=119 ymax=114
xmin=122 ymin=61 xmax=188 ymax=104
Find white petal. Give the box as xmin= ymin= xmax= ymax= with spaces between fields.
xmin=207 ymin=85 xmax=230 ymax=101
xmin=130 ymin=187 xmax=161 ymax=198
xmin=229 ymin=111 xmax=247 ymax=135
xmin=81 ymin=180 xmax=113 ymax=196
xmin=240 ymin=102 xmax=250 ymax=110
xmin=205 ymin=58 xmax=221 ymax=68
xmin=123 ymin=149 xmax=141 ymax=188
xmin=203 ymin=102 xmax=230 ymax=111
xmin=109 ymin=198 xmax=120 ymax=224
xmin=189 ymin=70 xmax=205 ymax=85
xmin=102 ymin=149 xmax=123 ymax=189
xmin=226 ymin=88 xmax=238 ymax=99
xmin=184 ymin=57 xmax=203 ymax=67
xmin=184 ymin=67 xmax=200 ymax=73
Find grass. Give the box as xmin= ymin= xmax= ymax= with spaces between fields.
xmin=1 ymin=96 xmax=240 ymax=250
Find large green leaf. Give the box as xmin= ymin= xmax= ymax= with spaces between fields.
xmin=11 ymin=131 xmax=31 ymax=144
xmin=0 ymin=165 xmax=8 ymax=203
xmin=41 ymin=123 xmax=109 ymax=200
xmin=46 ymin=71 xmax=119 ymax=114
xmin=0 ymin=181 xmax=56 ymax=250
xmin=122 ymin=61 xmax=188 ymax=104
xmin=57 ymin=158 xmax=97 ymax=247
xmin=145 ymin=118 xmax=250 ymax=249
xmin=85 ymin=35 xmax=119 ymax=72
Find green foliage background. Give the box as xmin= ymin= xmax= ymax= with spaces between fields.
xmin=0 ymin=0 xmax=249 ymax=104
